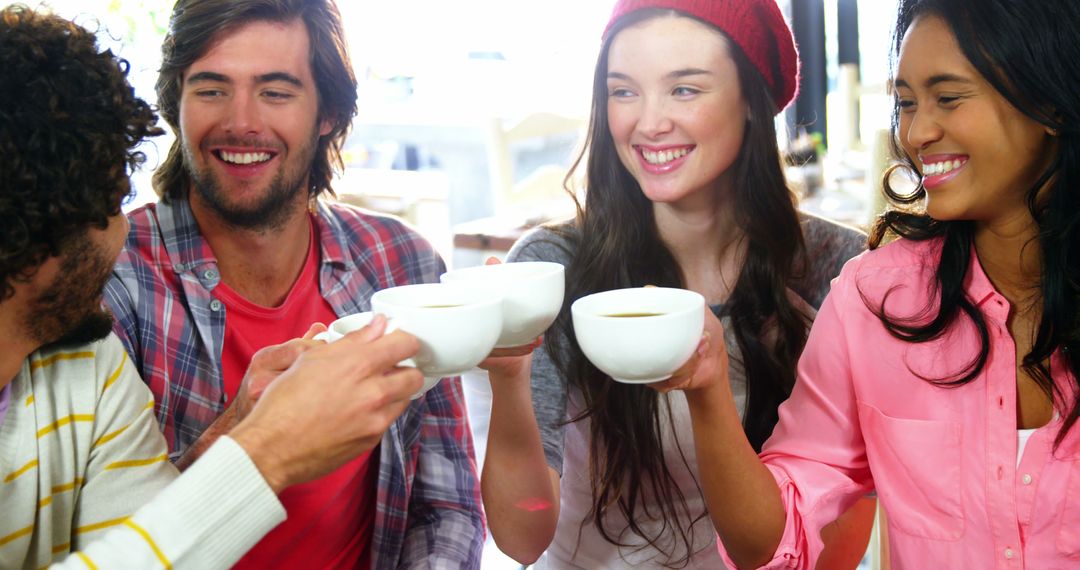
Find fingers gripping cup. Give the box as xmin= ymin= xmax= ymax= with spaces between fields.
xmin=439 ymin=261 xmax=565 ymax=348
xmin=313 ymin=312 xmax=433 ymax=399
xmin=370 ymin=282 xmax=503 ymax=381
xmin=571 ymin=287 xmax=705 ymax=383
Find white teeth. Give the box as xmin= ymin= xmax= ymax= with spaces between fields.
xmin=922 ymin=158 xmax=965 ymax=176
xmin=642 ymin=147 xmax=690 ymax=165
xmin=220 ymin=151 xmax=272 ymax=165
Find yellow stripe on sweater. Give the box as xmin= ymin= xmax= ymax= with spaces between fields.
xmin=75 ymin=551 xmax=99 ymax=569
xmin=53 ymin=542 xmax=71 ymax=554
xmin=104 ymin=454 xmax=169 ymax=471
xmin=0 ymin=525 xmax=33 ymax=547
xmin=38 ymin=478 xmax=85 ymax=508
xmin=37 ymin=414 xmax=95 ymax=438
xmin=24 ymin=394 xmax=33 ymax=407
xmin=102 ymin=352 xmax=128 ymax=392
xmin=123 ymin=519 xmax=172 ymax=569
xmin=4 ymin=459 xmax=38 ymax=483
xmin=30 ymin=351 xmax=95 ymax=372
xmin=74 ymin=516 xmax=128 ymax=535
xmin=93 ymin=425 xmax=130 ymax=449
xmin=94 ymin=400 xmax=156 ymax=450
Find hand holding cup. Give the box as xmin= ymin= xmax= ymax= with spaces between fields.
xmin=230 ymin=315 xmax=423 ymax=493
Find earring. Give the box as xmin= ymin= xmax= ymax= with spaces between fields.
xmin=882 ymin=162 xmax=925 ymax=203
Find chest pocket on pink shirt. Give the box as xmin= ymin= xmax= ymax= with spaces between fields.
xmin=860 ymin=403 xmax=965 ymax=540
xmin=1056 ymin=460 xmax=1080 ymax=558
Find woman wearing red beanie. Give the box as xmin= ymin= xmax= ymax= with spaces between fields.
xmin=480 ymin=0 xmax=873 ymax=567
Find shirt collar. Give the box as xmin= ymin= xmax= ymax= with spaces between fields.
xmin=154 ymin=198 xmax=219 ymax=273
xmin=313 ymin=199 xmax=355 ymax=270
xmin=963 ymin=241 xmax=999 ymax=308
xmin=0 ymin=380 xmax=11 ymax=431
xmin=156 ymin=198 xmax=353 ymax=273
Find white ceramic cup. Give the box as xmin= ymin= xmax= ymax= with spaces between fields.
xmin=370 ymin=282 xmax=503 ymax=379
xmin=570 ymin=287 xmax=705 ymax=383
xmin=313 ymin=312 xmax=434 ymax=400
xmin=439 ymin=261 xmax=565 ymax=348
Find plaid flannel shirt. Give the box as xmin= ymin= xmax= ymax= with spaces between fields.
xmin=104 ymin=198 xmax=483 ymax=568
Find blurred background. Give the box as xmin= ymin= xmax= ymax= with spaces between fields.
xmin=12 ymin=0 xmax=903 ymax=269
xmin=8 ymin=2 xmax=906 ymax=567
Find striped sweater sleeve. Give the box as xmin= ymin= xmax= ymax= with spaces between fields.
xmin=51 ymin=437 xmax=285 ymax=569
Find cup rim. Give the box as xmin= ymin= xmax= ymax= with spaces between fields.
xmin=440 ymin=260 xmax=565 ymax=282
xmin=570 ymin=287 xmax=704 ymax=322
xmin=370 ymin=282 xmax=504 ymax=311
xmin=328 ymin=311 xmax=375 ymax=335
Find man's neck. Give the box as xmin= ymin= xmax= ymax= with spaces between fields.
xmin=193 ymin=201 xmax=316 ymax=308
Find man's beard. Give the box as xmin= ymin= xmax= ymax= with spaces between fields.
xmin=184 ymin=133 xmax=320 ymax=233
xmin=28 ymin=236 xmax=116 ymax=350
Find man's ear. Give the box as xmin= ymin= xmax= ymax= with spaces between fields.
xmin=319 ymin=117 xmax=333 ymax=137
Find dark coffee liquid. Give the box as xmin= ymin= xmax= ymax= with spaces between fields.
xmin=603 ymin=312 xmax=664 ymax=318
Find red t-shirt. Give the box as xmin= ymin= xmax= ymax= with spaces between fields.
xmin=217 ymin=219 xmax=377 ymax=569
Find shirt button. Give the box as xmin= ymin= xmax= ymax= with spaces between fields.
xmin=173 ymin=263 xmax=185 ymax=272
xmin=204 ymin=269 xmax=219 ymax=280
xmin=1004 ymin=548 xmax=1014 ymax=559
xmin=209 ymin=299 xmax=223 ymax=311
xmin=1022 ymin=474 xmax=1033 ymax=485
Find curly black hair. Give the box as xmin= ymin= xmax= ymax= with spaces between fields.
xmin=0 ymin=4 xmax=161 ymax=302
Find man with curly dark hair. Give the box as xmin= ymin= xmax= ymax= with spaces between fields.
xmin=104 ymin=0 xmax=484 ymax=567
xmin=0 ymin=5 xmax=427 ymax=568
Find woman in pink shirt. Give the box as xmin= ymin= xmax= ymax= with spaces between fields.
xmin=663 ymin=0 xmax=1080 ymax=568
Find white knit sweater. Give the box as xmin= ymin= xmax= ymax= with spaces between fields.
xmin=1 ymin=334 xmax=284 ymax=569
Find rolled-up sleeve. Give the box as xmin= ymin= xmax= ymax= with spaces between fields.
xmin=720 ymin=264 xmax=874 ymax=569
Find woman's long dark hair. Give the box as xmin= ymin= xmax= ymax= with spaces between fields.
xmin=870 ymin=0 xmax=1080 ymax=446
xmin=544 ymin=9 xmax=809 ymax=565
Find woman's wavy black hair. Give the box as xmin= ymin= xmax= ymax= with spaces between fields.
xmin=544 ymin=8 xmax=809 ymax=565
xmin=870 ymin=0 xmax=1080 ymax=446
xmin=0 ymin=4 xmax=161 ymax=301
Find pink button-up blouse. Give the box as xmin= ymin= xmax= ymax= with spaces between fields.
xmin=743 ymin=237 xmax=1079 ymax=569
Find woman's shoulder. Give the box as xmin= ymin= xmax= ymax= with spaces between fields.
xmin=507 ymin=221 xmax=579 ymax=265
xmin=799 ymin=211 xmax=867 ymax=257
xmin=791 ymin=212 xmax=868 ymax=310
xmin=849 ymin=235 xmax=942 ymax=272
xmin=831 ymin=236 xmax=944 ymax=301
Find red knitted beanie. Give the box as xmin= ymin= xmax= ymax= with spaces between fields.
xmin=603 ymin=0 xmax=800 ymax=114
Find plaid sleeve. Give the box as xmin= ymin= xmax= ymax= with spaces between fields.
xmin=396 ymin=376 xmax=485 ymax=568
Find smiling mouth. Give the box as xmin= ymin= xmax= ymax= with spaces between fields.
xmin=213 ymin=150 xmax=275 ymax=165
xmin=639 ymin=146 xmax=693 ymax=166
xmin=922 ymin=158 xmax=966 ymax=176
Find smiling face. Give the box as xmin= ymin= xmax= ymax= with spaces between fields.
xmin=894 ymin=14 xmax=1055 ymax=227
xmin=178 ymin=18 xmax=331 ymax=231
xmin=605 ymin=15 xmax=747 ymax=208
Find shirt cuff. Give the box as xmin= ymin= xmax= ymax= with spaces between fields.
xmin=154 ymin=436 xmax=286 ymax=566
xmin=716 ymin=466 xmax=808 ymax=569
